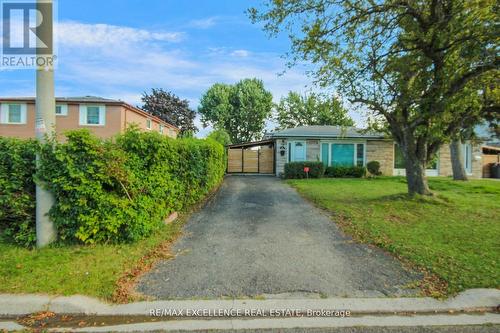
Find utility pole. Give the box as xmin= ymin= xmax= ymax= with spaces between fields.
xmin=35 ymin=0 xmax=56 ymax=247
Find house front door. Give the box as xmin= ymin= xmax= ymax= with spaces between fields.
xmin=293 ymin=142 xmax=306 ymax=161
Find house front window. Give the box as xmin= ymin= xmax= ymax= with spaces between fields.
xmin=320 ymin=142 xmax=365 ymax=167
xmin=79 ymin=105 xmax=106 ymax=126
xmin=393 ymin=144 xmax=438 ymax=176
xmin=55 ymin=104 xmax=68 ymax=116
xmin=463 ymin=142 xmax=472 ymax=174
xmin=0 ymin=103 xmax=27 ymax=124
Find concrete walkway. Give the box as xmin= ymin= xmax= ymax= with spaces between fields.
xmin=138 ymin=175 xmax=421 ymax=299
xmin=1 ymin=290 xmax=499 ymax=332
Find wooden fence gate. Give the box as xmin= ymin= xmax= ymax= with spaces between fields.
xmin=227 ymin=140 xmax=274 ymax=174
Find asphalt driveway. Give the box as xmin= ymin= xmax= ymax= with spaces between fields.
xmin=138 ymin=176 xmax=421 ymax=299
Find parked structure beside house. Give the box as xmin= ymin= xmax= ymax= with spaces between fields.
xmin=227 ymin=126 xmax=487 ymax=178
xmin=0 ymin=96 xmax=179 ymax=139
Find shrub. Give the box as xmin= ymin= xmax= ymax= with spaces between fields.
xmin=36 ymin=129 xmax=225 ymax=244
xmin=0 ymin=137 xmax=38 ymax=247
xmin=325 ymin=165 xmax=366 ymax=178
xmin=366 ymin=161 xmax=382 ymax=176
xmin=284 ymin=161 xmax=325 ymax=179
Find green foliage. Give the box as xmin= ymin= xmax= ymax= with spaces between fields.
xmin=198 ymin=78 xmax=273 ymax=143
xmin=0 ymin=137 xmax=38 ymax=247
xmin=366 ymin=161 xmax=382 ymax=176
xmin=207 ymin=129 xmax=232 ymax=147
xmin=284 ymin=161 xmax=325 ymax=179
xmin=36 ymin=129 xmax=224 ymax=245
xmin=141 ymin=88 xmax=197 ymax=135
xmin=325 ymin=166 xmax=366 ymax=178
xmin=275 ymin=91 xmax=354 ymax=130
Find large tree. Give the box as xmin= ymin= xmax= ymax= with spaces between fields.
xmin=141 ymin=88 xmax=197 ymax=136
xmin=250 ymin=0 xmax=499 ymax=195
xmin=198 ymin=78 xmax=273 ymax=143
xmin=275 ymin=91 xmax=354 ymax=130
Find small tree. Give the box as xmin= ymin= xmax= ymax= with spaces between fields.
xmin=141 ymin=88 xmax=197 ymax=136
xmin=275 ymin=91 xmax=354 ymax=130
xmin=207 ymin=129 xmax=232 ymax=147
xmin=198 ymin=79 xmax=273 ymax=143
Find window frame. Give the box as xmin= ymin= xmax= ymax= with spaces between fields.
xmin=319 ymin=141 xmax=366 ymax=167
xmin=79 ymin=104 xmax=106 ymax=126
xmin=0 ymin=103 xmax=27 ymax=124
xmin=146 ymin=119 xmax=152 ymax=130
xmin=159 ymin=124 xmax=164 ymax=134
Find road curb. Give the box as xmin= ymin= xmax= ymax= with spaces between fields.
xmin=0 ymin=288 xmax=498 ymax=317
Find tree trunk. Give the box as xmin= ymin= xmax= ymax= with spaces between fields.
xmin=449 ymin=139 xmax=468 ymax=181
xmin=405 ymin=157 xmax=432 ymax=196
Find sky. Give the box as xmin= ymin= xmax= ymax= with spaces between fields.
xmin=0 ymin=0 xmax=364 ymax=137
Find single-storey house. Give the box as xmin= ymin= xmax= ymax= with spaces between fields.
xmin=227 ymin=126 xmax=488 ymax=178
xmin=0 ymin=96 xmax=179 ymax=139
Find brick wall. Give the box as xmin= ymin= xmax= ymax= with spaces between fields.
xmin=366 ymin=140 xmax=394 ymax=175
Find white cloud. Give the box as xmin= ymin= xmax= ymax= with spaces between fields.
xmin=230 ymin=49 xmax=250 ymax=57
xmin=56 ymin=21 xmax=184 ymax=47
xmin=188 ymin=17 xmax=218 ymax=29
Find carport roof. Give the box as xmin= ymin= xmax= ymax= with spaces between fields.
xmin=227 ymin=139 xmax=274 ymax=148
xmin=267 ymin=125 xmax=386 ymax=139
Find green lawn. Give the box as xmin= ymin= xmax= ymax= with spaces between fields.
xmin=0 ymin=217 xmax=186 ymax=302
xmin=287 ymin=177 xmax=500 ymax=295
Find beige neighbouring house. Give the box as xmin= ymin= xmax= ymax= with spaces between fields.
xmin=227 ymin=126 xmax=487 ymax=178
xmin=0 ymin=96 xmax=179 ymax=139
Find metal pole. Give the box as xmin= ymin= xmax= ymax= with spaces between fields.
xmin=35 ymin=0 xmax=56 ymax=247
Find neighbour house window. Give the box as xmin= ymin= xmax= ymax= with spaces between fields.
xmin=146 ymin=119 xmax=152 ymax=130
xmin=159 ymin=124 xmax=164 ymax=134
xmin=320 ymin=142 xmax=365 ymax=167
xmin=0 ymin=103 xmax=27 ymax=124
xmin=55 ymin=104 xmax=68 ymax=116
xmin=79 ymin=105 xmax=105 ymax=126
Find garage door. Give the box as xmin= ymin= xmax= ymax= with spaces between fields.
xmin=227 ymin=145 xmax=274 ymax=174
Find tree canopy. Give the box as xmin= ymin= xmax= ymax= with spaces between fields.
xmin=198 ymin=78 xmax=273 ymax=143
xmin=250 ymin=0 xmax=499 ymax=195
xmin=141 ymin=88 xmax=197 ymax=135
xmin=275 ymin=91 xmax=354 ymax=130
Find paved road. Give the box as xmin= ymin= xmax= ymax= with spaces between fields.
xmin=138 ymin=176 xmax=421 ymax=299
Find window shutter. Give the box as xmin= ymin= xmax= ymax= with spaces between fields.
xmin=99 ymin=106 xmax=106 ymax=125
xmin=79 ymin=105 xmax=87 ymax=125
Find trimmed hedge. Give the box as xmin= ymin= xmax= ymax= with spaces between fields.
xmin=0 ymin=138 xmax=38 ymax=247
xmin=1 ymin=129 xmax=225 ymax=246
xmin=367 ymin=161 xmax=382 ymax=176
xmin=325 ymin=165 xmax=366 ymax=178
xmin=284 ymin=162 xmax=325 ymax=179
xmin=36 ymin=129 xmax=225 ymax=244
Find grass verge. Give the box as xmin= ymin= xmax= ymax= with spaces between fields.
xmin=287 ymin=177 xmax=500 ymax=296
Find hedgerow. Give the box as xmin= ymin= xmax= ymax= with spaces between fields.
xmin=284 ymin=161 xmax=325 ymax=179
xmin=1 ymin=128 xmax=225 ymax=246
xmin=0 ymin=137 xmax=38 ymax=247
